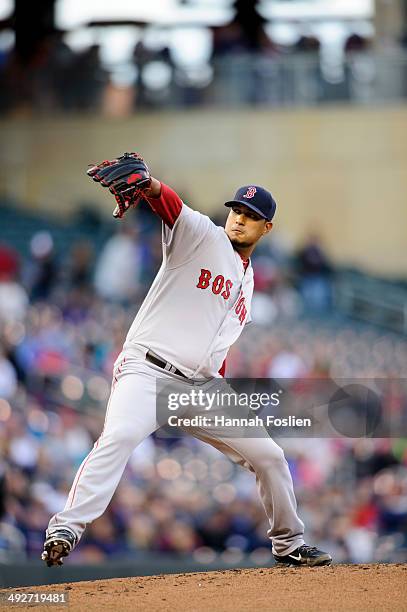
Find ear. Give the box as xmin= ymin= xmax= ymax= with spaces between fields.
xmin=263 ymin=221 xmax=273 ymax=235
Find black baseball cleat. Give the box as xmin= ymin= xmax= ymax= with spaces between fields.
xmin=41 ymin=529 xmax=77 ymax=567
xmin=274 ymin=544 xmax=332 ymax=567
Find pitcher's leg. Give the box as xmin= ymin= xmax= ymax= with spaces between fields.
xmin=249 ymin=438 xmax=305 ymax=555
xmin=190 ymin=429 xmax=304 ymax=556
xmin=47 ymin=369 xmax=159 ymax=544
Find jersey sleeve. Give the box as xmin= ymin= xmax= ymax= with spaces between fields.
xmin=163 ymin=204 xmax=218 ymax=267
xmin=145 ymin=182 xmax=218 ymax=267
xmin=146 ymin=182 xmax=218 ymax=268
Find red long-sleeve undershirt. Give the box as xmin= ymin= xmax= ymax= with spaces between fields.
xmin=145 ymin=182 xmax=183 ymax=229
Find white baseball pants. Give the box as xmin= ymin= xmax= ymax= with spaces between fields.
xmin=47 ymin=350 xmax=305 ymax=556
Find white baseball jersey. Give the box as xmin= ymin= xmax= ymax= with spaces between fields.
xmin=123 ymin=203 xmax=254 ymax=378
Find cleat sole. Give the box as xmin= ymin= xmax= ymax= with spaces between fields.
xmin=42 ymin=539 xmax=71 ymax=567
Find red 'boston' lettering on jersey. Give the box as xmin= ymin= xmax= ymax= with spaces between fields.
xmin=197 ymin=268 xmax=234 ymax=298
xmin=196 ymin=269 xmax=246 ymax=319
xmin=222 ymin=279 xmax=233 ymax=300
xmin=235 ymin=295 xmax=244 ymax=314
xmin=197 ymin=269 xmax=212 ymax=289
xmin=235 ymin=293 xmax=248 ymax=325
xmin=212 ymin=275 xmax=224 ymax=295
xmin=221 ymin=279 xmax=233 ymax=300
xmin=239 ymin=304 xmax=247 ymax=324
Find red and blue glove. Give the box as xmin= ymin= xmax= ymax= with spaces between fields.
xmin=87 ymin=152 xmax=151 ymax=218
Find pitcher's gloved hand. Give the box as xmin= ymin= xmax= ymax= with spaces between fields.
xmin=87 ymin=152 xmax=151 ymax=218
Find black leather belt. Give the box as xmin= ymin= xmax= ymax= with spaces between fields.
xmin=146 ymin=350 xmax=187 ymax=378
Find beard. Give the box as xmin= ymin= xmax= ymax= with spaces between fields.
xmin=228 ymin=236 xmax=252 ymax=249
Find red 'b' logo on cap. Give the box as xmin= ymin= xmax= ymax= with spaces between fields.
xmin=243 ymin=186 xmax=256 ymax=199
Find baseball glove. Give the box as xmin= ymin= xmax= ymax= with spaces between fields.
xmin=87 ymin=152 xmax=151 ymax=219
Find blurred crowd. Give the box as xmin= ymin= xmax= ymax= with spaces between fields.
xmin=0 ymin=201 xmax=406 ymax=565
xmin=2 ymin=23 xmax=407 ymax=115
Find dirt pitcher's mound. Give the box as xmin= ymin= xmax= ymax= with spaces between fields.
xmin=1 ymin=564 xmax=407 ymax=612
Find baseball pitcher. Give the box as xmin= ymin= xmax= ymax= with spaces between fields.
xmin=42 ymin=153 xmax=332 ymax=568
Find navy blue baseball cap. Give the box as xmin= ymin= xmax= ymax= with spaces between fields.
xmin=225 ymin=185 xmax=277 ymax=221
